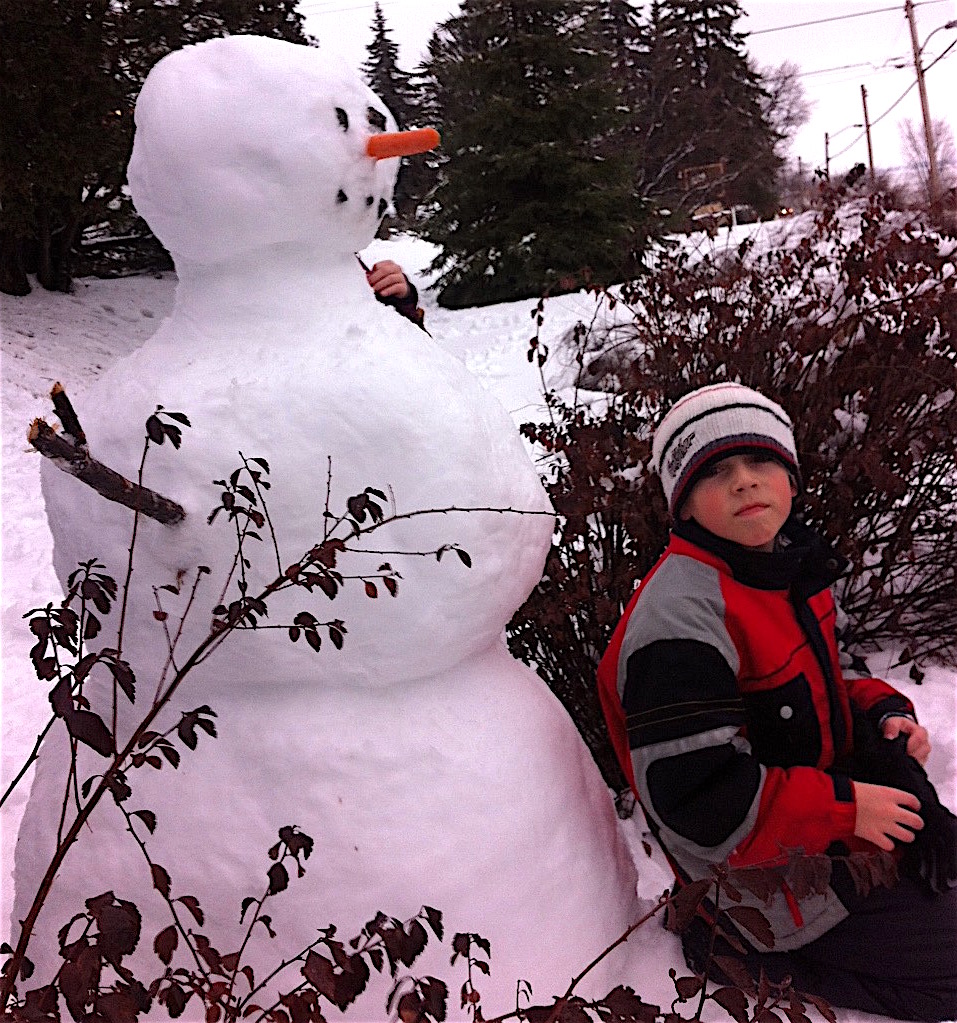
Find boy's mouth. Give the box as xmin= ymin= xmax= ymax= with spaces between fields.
xmin=735 ymin=503 xmax=769 ymax=517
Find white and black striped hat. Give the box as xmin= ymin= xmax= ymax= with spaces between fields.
xmin=652 ymin=382 xmax=800 ymax=517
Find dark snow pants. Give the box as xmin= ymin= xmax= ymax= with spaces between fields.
xmin=682 ymin=876 xmax=957 ymax=1022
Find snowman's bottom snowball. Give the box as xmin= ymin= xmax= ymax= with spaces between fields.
xmin=12 ymin=642 xmax=643 ymax=1019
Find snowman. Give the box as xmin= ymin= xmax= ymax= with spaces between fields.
xmin=12 ymin=36 xmax=643 ymax=1018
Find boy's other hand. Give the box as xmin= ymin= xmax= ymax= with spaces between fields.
xmin=853 ymin=781 xmax=924 ymax=851
xmin=882 ymin=716 xmax=931 ymax=765
xmin=366 ymin=260 xmax=410 ymax=299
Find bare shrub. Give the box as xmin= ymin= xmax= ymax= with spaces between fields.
xmin=509 ymin=196 xmax=957 ymax=787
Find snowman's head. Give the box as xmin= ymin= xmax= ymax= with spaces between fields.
xmin=128 ymin=36 xmax=400 ymax=263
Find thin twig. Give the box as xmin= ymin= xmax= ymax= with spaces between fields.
xmin=153 ymin=569 xmax=208 ymax=704
xmin=115 ymin=435 xmax=150 ymax=736
xmin=482 ymin=893 xmax=671 ymax=1023
xmin=240 ymin=452 xmax=282 ymax=577
xmin=116 ymin=802 xmax=215 ymax=990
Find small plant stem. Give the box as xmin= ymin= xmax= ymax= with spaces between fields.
xmin=115 ymin=436 xmax=150 ymax=737
xmin=242 ymin=923 xmax=388 ymax=1017
xmin=694 ymin=883 xmax=721 ymax=1020
xmin=117 ymin=803 xmax=215 ymax=990
xmin=153 ymin=569 xmax=207 ymax=704
xmin=48 ymin=617 xmax=77 ymax=846
xmin=223 ymin=880 xmax=274 ymax=1006
xmin=54 ymin=740 xmax=76 ymax=849
xmin=240 ymin=452 xmax=282 ymax=576
xmin=0 ymin=611 xmax=244 ymax=1012
xmin=484 ymin=894 xmax=671 ymax=1023
xmin=214 ymin=545 xmax=244 ymax=611
xmin=347 ymin=545 xmax=454 ymax=558
xmin=249 ymin=980 xmax=310 ymax=1023
xmin=152 ymin=588 xmax=179 ymax=679
xmin=242 ymin=935 xmax=330 ymax=1010
xmin=0 ymin=715 xmax=56 ymax=807
xmin=322 ymin=457 xmax=334 ymax=542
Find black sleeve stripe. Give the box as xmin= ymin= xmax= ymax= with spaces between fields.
xmin=647 ymin=744 xmax=763 ymax=847
xmin=623 ymin=639 xmax=744 ymax=747
xmin=626 ymin=706 xmax=744 ymax=748
xmin=626 ymin=697 xmax=743 ymax=723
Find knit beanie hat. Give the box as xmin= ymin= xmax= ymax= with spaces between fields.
xmin=652 ymin=382 xmax=801 ymax=517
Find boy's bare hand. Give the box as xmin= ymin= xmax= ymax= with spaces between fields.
xmin=366 ymin=260 xmax=410 ymax=299
xmin=882 ymin=716 xmax=931 ymax=765
xmin=853 ymin=781 xmax=924 ymax=850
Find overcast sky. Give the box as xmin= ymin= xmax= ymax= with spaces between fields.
xmin=298 ymin=0 xmax=956 ymax=179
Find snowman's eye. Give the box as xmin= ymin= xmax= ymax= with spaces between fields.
xmin=335 ymin=108 xmax=349 ymax=131
xmin=367 ymin=107 xmax=387 ymax=132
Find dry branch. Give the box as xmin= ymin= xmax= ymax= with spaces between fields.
xmin=50 ymin=381 xmax=86 ymax=446
xmin=28 ymin=419 xmax=185 ymax=526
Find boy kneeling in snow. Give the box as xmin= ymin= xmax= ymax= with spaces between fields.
xmin=598 ymin=382 xmax=957 ymax=1021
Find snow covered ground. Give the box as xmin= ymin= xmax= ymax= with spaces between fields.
xmin=2 ymin=230 xmax=954 ymax=1021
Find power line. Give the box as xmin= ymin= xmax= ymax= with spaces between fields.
xmin=829 ymin=39 xmax=956 ymax=160
xmin=298 ymin=0 xmax=404 ymax=16
xmin=796 ymin=58 xmax=918 ymax=79
xmin=798 ymin=60 xmax=886 ymax=78
xmin=748 ymin=0 xmax=950 ymax=37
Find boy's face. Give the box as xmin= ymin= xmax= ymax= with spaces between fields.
xmin=679 ymin=452 xmax=797 ymax=552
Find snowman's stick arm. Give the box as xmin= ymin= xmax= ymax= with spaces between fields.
xmin=27 ymin=418 xmax=186 ymax=526
xmin=50 ymin=381 xmax=87 ymax=446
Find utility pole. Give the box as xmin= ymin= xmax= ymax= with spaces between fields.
xmin=824 ymin=132 xmax=830 ymax=182
xmin=905 ymin=0 xmax=941 ymax=204
xmin=860 ymin=84 xmax=875 ymax=185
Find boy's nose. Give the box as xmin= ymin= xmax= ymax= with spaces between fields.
xmin=731 ymin=466 xmax=758 ymax=489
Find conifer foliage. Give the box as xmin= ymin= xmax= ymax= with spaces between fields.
xmin=0 ymin=0 xmax=309 ymax=297
xmin=636 ymin=0 xmax=781 ymax=221
xmin=362 ymin=3 xmax=417 ymax=129
xmin=418 ymin=0 xmax=650 ymax=308
xmin=417 ymin=0 xmax=783 ymax=307
xmin=361 ymin=3 xmax=435 ymax=229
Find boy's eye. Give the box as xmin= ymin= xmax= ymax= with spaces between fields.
xmin=746 ymin=453 xmax=774 ymax=466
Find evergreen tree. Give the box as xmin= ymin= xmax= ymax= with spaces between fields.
xmin=0 ymin=0 xmax=309 ymax=296
xmin=362 ymin=2 xmax=416 ymax=127
xmin=635 ymin=0 xmax=781 ymax=220
xmin=361 ymin=3 xmax=433 ymax=228
xmin=419 ymin=0 xmax=651 ymax=308
xmin=592 ymin=0 xmax=649 ymax=161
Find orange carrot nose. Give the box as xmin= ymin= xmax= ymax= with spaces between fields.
xmin=366 ymin=127 xmax=440 ymax=160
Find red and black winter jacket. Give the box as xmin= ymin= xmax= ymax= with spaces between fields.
xmin=598 ymin=516 xmax=914 ymax=950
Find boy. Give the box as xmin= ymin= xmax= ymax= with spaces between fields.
xmin=598 ymin=382 xmax=957 ymax=1021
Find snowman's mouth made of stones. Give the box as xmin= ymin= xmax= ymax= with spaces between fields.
xmin=336 ymin=187 xmax=389 ymax=220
